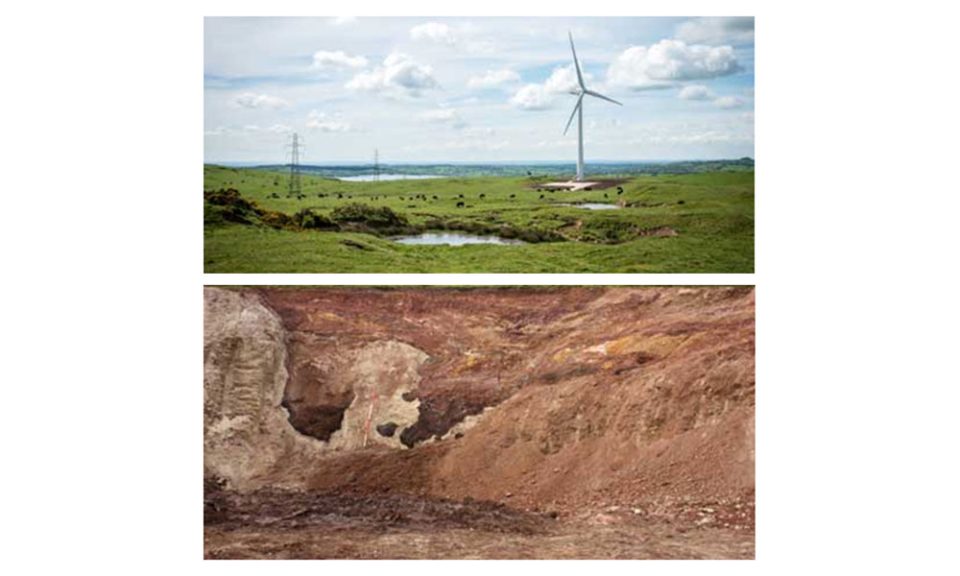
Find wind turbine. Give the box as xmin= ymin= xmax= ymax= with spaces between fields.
xmin=563 ymin=31 xmax=622 ymax=182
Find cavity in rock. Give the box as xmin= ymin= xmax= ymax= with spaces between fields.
xmin=376 ymin=422 xmax=399 ymax=437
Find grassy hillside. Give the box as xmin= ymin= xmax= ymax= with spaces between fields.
xmin=203 ymin=165 xmax=754 ymax=273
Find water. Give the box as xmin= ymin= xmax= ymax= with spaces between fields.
xmin=337 ymin=174 xmax=442 ymax=182
xmin=392 ymin=232 xmax=525 ymax=246
xmin=557 ymin=203 xmax=622 ymax=210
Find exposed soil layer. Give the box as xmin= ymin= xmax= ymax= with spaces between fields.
xmin=204 ymin=483 xmax=753 ymax=560
xmin=203 ymin=286 xmax=755 ymax=559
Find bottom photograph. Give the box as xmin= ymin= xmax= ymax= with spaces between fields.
xmin=203 ymin=286 xmax=755 ymax=560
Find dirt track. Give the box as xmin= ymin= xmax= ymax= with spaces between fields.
xmin=203 ymin=286 xmax=755 ymax=559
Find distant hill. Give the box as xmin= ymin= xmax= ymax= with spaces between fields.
xmin=238 ymin=158 xmax=754 ymax=179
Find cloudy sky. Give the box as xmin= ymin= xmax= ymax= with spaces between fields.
xmin=204 ymin=17 xmax=754 ymax=165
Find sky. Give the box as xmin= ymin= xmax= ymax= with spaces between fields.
xmin=204 ymin=17 xmax=754 ymax=165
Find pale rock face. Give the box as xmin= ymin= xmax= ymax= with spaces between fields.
xmin=203 ymin=287 xmax=321 ymax=490
xmin=203 ymin=288 xmax=429 ymax=489
xmin=327 ymin=340 xmax=428 ymax=450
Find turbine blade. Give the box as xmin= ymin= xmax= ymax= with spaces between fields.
xmin=568 ymin=31 xmax=585 ymax=90
xmin=585 ymin=89 xmax=623 ymax=106
xmin=563 ymin=95 xmax=583 ymax=135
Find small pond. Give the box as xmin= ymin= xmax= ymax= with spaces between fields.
xmin=392 ymin=232 xmax=526 ymax=246
xmin=556 ymin=203 xmax=622 ymax=210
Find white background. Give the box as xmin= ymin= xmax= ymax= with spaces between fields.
xmin=2 ymin=0 xmax=959 ymax=574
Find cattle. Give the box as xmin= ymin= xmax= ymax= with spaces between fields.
xmin=616 ymin=186 xmax=624 ymax=195
xmin=479 ymin=194 xmax=486 ymax=199
xmin=456 ymin=201 xmax=465 ymax=208
xmin=509 ymin=194 xmax=516 ymax=199
xmin=539 ymin=194 xmax=545 ymax=199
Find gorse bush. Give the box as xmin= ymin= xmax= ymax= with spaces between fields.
xmin=260 ymin=211 xmax=295 ymax=230
xmin=330 ymin=203 xmax=409 ymax=229
xmin=293 ymin=208 xmax=339 ymax=230
xmin=203 ymin=188 xmax=263 ymax=224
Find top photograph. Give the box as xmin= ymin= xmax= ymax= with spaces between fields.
xmin=204 ymin=17 xmax=754 ymax=273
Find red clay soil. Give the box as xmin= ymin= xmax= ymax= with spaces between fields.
xmin=204 ymin=286 xmax=755 ymax=559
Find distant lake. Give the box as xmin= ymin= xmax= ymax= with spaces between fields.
xmin=392 ymin=232 xmax=525 ymax=246
xmin=337 ymin=174 xmax=442 ymax=182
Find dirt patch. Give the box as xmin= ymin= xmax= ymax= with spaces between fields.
xmin=204 ymin=484 xmax=753 ymax=560
xmin=528 ymin=178 xmax=628 ymax=191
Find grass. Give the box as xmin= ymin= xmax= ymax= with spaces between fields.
xmin=203 ymin=165 xmax=754 ymax=273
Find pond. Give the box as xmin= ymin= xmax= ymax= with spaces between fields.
xmin=392 ymin=232 xmax=526 ymax=246
xmin=556 ymin=203 xmax=622 ymax=210
xmin=337 ymin=174 xmax=442 ymax=182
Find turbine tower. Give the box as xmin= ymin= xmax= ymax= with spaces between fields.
xmin=563 ymin=32 xmax=622 ymax=182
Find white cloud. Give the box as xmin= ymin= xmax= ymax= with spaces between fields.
xmin=420 ymin=108 xmax=466 ymax=129
xmin=467 ymin=69 xmax=520 ymax=89
xmin=607 ymin=39 xmax=740 ymax=91
xmin=312 ymin=50 xmax=368 ymax=70
xmin=678 ymin=84 xmax=714 ymax=101
xmin=410 ymin=22 xmax=456 ymax=44
xmin=676 ymin=17 xmax=754 ymax=45
xmin=331 ymin=16 xmax=356 ymax=26
xmin=627 ymin=127 xmax=752 ymax=146
xmin=442 ymin=138 xmax=509 ymax=151
xmin=544 ymin=65 xmax=588 ymax=94
xmin=204 ymin=124 xmax=292 ymax=136
xmin=346 ymin=52 xmax=438 ymax=97
xmin=510 ymin=84 xmax=552 ymax=110
xmin=306 ymin=111 xmax=353 ymax=132
xmin=509 ymin=66 xmax=592 ymax=111
xmin=463 ymin=126 xmax=495 ymax=137
xmin=230 ymin=92 xmax=289 ymax=109
xmin=714 ymin=96 xmax=745 ymax=109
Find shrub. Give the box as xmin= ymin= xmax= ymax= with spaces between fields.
xmin=203 ymin=188 xmax=263 ymax=224
xmin=330 ymin=203 xmax=408 ymax=229
xmin=260 ymin=211 xmax=296 ymax=230
xmin=293 ymin=208 xmax=338 ymax=230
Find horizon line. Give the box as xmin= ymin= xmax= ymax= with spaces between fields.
xmin=205 ymin=158 xmax=755 ymax=167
